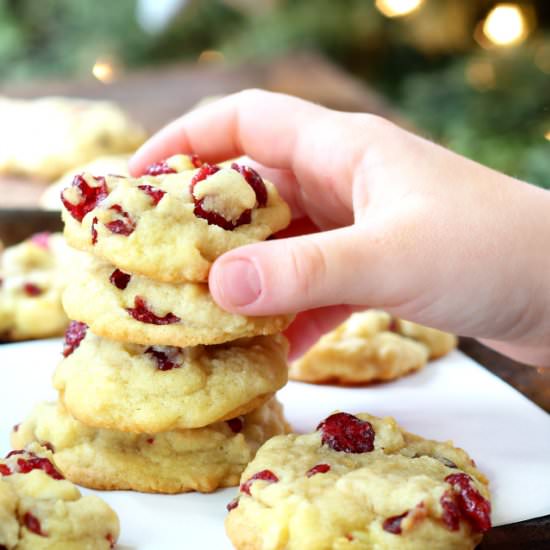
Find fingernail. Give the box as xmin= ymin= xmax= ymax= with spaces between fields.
xmin=217 ymin=259 xmax=261 ymax=307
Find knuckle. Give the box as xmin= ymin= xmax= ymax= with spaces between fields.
xmin=288 ymin=239 xmax=328 ymax=302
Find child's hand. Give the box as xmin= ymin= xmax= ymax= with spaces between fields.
xmin=130 ymin=90 xmax=550 ymax=366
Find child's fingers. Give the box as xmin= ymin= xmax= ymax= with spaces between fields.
xmin=234 ymin=157 xmax=307 ymax=220
xmin=283 ymin=305 xmax=357 ymax=360
xmin=129 ymin=89 xmax=322 ymax=175
xmin=129 ymin=89 xmax=376 ymax=226
xmin=208 ymin=226 xmax=371 ymax=316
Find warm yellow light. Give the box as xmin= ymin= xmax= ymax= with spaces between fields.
xmin=545 ymin=130 xmax=550 ymax=142
xmin=197 ymin=50 xmax=225 ymax=64
xmin=375 ymin=0 xmax=423 ymax=18
xmin=482 ymin=4 xmax=527 ymax=46
xmin=92 ymin=59 xmax=115 ymax=83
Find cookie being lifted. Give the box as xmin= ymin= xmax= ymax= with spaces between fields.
xmin=226 ymin=412 xmax=491 ymax=550
xmin=12 ymin=399 xmax=289 ymax=495
xmin=54 ymin=323 xmax=288 ymax=432
xmin=61 ymin=155 xmax=291 ymax=283
xmin=0 ymin=443 xmax=119 ymax=550
xmin=62 ymin=257 xmax=292 ymax=347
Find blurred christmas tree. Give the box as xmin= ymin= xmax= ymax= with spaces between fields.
xmin=0 ymin=0 xmax=548 ymax=186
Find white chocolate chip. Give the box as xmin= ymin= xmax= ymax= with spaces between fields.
xmin=166 ymin=154 xmax=195 ymax=172
xmin=61 ymin=186 xmax=81 ymax=206
xmin=193 ymin=168 xmax=256 ymax=222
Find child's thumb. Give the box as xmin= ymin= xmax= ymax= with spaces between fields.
xmin=209 ymin=227 xmax=365 ymax=315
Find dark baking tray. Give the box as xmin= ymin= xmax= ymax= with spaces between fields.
xmin=0 ymin=209 xmax=63 ymax=246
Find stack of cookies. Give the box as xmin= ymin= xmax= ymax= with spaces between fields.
xmin=13 ymin=154 xmax=293 ymax=494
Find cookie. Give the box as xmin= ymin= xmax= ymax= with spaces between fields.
xmin=62 ymin=257 xmax=292 ymax=347
xmin=0 ymin=233 xmax=88 ymax=341
xmin=394 ymin=318 xmax=457 ymax=359
xmin=0 ymin=443 xmax=119 ymax=550
xmin=225 ymin=411 xmax=491 ymax=550
xmin=54 ymin=324 xmax=288 ymax=432
xmin=0 ymin=95 xmax=145 ymax=180
xmin=12 ymin=399 xmax=290 ymax=494
xmin=289 ymin=310 xmax=429 ymax=385
xmin=61 ymin=157 xmax=291 ymax=282
xmin=40 ymin=154 xmax=132 ymax=211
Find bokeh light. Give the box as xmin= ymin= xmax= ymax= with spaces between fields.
xmin=197 ymin=50 xmax=225 ymax=64
xmin=375 ymin=0 xmax=424 ymax=18
xmin=92 ymin=59 xmax=116 ymax=83
xmin=482 ymin=4 xmax=528 ymax=47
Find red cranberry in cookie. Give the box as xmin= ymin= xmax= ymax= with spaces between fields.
xmin=138 ymin=184 xmax=166 ymax=206
xmin=317 ymin=412 xmax=375 ymax=453
xmin=444 ymin=473 xmax=492 ymax=533
xmin=104 ymin=204 xmax=135 ymax=236
xmin=63 ymin=321 xmax=88 ymax=357
xmin=240 ymin=470 xmax=279 ymax=495
xmin=190 ymin=163 xmax=266 ymax=230
xmin=126 ymin=296 xmax=180 ymax=325
xmin=109 ymin=269 xmax=131 ymax=290
xmin=61 ymin=174 xmax=108 ymax=222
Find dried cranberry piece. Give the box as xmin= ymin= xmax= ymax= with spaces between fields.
xmin=23 ymin=283 xmax=42 ymax=297
xmin=24 ymin=512 xmax=45 ymax=536
xmin=138 ymin=184 xmax=166 ymax=206
xmin=190 ymin=164 xmax=220 ymax=186
xmin=306 ymin=463 xmax=331 ymax=477
xmin=192 ymin=201 xmax=245 ymax=230
xmin=12 ymin=423 xmax=20 ymax=433
xmin=61 ymin=174 xmax=108 ymax=222
xmin=382 ymin=511 xmax=408 ymax=535
xmin=231 ymin=163 xmax=268 ymax=207
xmin=106 ymin=533 xmax=116 ymax=549
xmin=146 ymin=437 xmax=155 ymax=445
xmin=109 ymin=269 xmax=131 ymax=290
xmin=190 ymin=163 xmax=264 ymax=230
xmin=91 ymin=216 xmax=99 ymax=244
xmin=41 ymin=442 xmax=55 ymax=453
xmin=5 ymin=450 xmax=24 ymax=458
xmin=16 ymin=456 xmax=64 ymax=480
xmin=240 ymin=469 xmax=278 ymax=495
xmin=316 ymin=412 xmax=375 ymax=453
xmin=63 ymin=321 xmax=88 ymax=357
xmin=226 ymin=498 xmax=239 ymax=512
xmin=440 ymin=490 xmax=461 ymax=531
xmin=30 ymin=232 xmax=50 ymax=249
xmin=226 ymin=417 xmax=244 ymax=433
xmin=190 ymin=164 xmax=240 ymax=229
xmin=0 ymin=464 xmax=10 ymax=476
xmin=387 ymin=317 xmax=399 ymax=332
xmin=145 ymin=346 xmax=181 ymax=370
xmin=127 ymin=297 xmax=180 ymax=325
xmin=190 ymin=154 xmax=203 ymax=168
xmin=146 ymin=160 xmax=177 ymax=176
xmin=444 ymin=473 xmax=491 ymax=533
xmin=105 ymin=205 xmax=135 ymax=236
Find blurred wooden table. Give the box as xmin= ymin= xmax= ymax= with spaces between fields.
xmin=0 ymin=51 xmax=549 ymax=548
